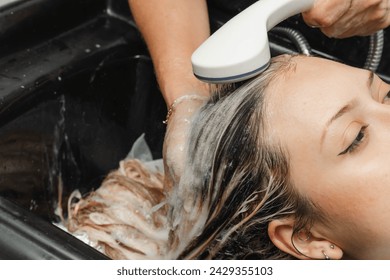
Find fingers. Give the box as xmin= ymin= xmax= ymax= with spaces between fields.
xmin=303 ymin=0 xmax=390 ymax=38
xmin=303 ymin=0 xmax=353 ymax=28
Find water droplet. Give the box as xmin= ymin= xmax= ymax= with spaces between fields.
xmin=85 ymin=48 xmax=91 ymax=53
xmin=29 ymin=199 xmax=37 ymax=211
xmin=95 ymin=44 xmax=101 ymax=48
xmin=57 ymin=76 xmax=62 ymax=81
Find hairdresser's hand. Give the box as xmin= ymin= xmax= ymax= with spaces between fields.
xmin=162 ymin=94 xmax=208 ymax=189
xmin=128 ymin=0 xmax=211 ymax=189
xmin=303 ymin=0 xmax=390 ymax=38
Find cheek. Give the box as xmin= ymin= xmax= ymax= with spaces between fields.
xmin=304 ymin=160 xmax=390 ymax=239
xmin=311 ymin=174 xmax=390 ymax=257
xmin=290 ymin=140 xmax=390 ymax=219
xmin=307 ymin=165 xmax=386 ymax=219
xmin=289 ymin=154 xmax=377 ymax=226
xmin=310 ymin=180 xmax=366 ymax=218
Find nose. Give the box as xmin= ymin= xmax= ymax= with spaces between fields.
xmin=366 ymin=100 xmax=390 ymax=141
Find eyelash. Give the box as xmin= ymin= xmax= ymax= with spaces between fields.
xmin=383 ymin=90 xmax=390 ymax=103
xmin=386 ymin=90 xmax=390 ymax=100
xmin=339 ymin=87 xmax=388 ymax=156
xmin=338 ymin=125 xmax=368 ymax=156
xmin=340 ymin=86 xmax=390 ymax=156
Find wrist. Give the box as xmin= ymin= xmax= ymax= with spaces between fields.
xmin=153 ymin=56 xmax=211 ymax=104
xmin=161 ymin=77 xmax=211 ymax=105
xmin=163 ymin=94 xmax=208 ymax=125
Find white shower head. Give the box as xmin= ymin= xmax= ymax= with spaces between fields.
xmin=192 ymin=0 xmax=315 ymax=83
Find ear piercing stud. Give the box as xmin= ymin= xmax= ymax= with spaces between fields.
xmin=322 ymin=250 xmax=331 ymax=260
xmin=330 ymin=244 xmax=335 ymax=249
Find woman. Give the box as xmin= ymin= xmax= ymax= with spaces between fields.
xmin=123 ymin=0 xmax=390 ymax=259
xmin=167 ymin=54 xmax=390 ymax=260
xmin=127 ymin=0 xmax=390 ymax=188
xmin=66 ymin=54 xmax=390 ymax=260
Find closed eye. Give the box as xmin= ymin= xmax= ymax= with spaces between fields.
xmin=384 ymin=90 xmax=390 ymax=103
xmin=338 ymin=125 xmax=368 ymax=156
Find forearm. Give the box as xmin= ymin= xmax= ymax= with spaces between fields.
xmin=128 ymin=0 xmax=211 ymax=105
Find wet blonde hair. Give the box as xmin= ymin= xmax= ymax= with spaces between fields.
xmin=168 ymin=55 xmax=327 ymax=259
xmin=63 ymin=55 xmax=328 ymax=260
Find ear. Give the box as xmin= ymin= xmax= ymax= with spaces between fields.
xmin=268 ymin=217 xmax=343 ymax=260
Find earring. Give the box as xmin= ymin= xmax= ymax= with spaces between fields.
xmin=330 ymin=244 xmax=335 ymax=250
xmin=322 ymin=250 xmax=331 ymax=260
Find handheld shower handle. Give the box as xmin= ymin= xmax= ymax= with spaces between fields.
xmin=264 ymin=0 xmax=315 ymax=30
xmin=192 ymin=0 xmax=315 ymax=83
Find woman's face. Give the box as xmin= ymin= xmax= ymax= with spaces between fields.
xmin=266 ymin=56 xmax=390 ymax=259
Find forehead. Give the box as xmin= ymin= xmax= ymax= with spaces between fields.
xmin=262 ymin=56 xmax=370 ymax=190
xmin=265 ymin=56 xmax=367 ymax=137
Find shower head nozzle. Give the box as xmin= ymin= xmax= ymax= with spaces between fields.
xmin=191 ymin=0 xmax=315 ymax=83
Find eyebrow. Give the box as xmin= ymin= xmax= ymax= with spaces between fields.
xmin=325 ymin=103 xmax=354 ymax=129
xmin=367 ymin=71 xmax=374 ymax=88
xmin=320 ymin=71 xmax=373 ymax=147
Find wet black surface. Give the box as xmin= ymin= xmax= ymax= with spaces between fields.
xmin=0 ymin=55 xmax=166 ymax=222
xmin=0 ymin=196 xmax=110 ymax=259
xmin=0 ymin=0 xmax=165 ymax=259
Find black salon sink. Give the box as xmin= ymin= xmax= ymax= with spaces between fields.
xmin=0 ymin=0 xmax=389 ymax=260
xmin=0 ymin=0 xmax=166 ymax=259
